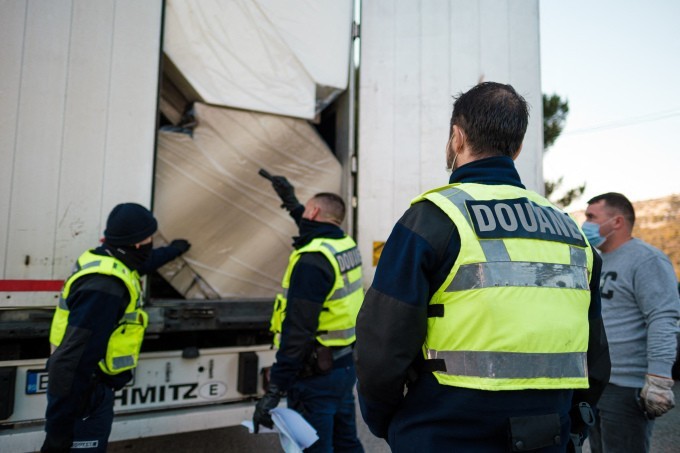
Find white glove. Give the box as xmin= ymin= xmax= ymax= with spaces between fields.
xmin=640 ymin=374 xmax=675 ymax=417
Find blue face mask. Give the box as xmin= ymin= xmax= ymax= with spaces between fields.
xmin=581 ymin=221 xmax=605 ymax=247
xmin=582 ymin=218 xmax=615 ymax=248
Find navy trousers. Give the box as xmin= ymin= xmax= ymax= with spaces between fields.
xmin=45 ymin=381 xmax=115 ymax=452
xmin=71 ymin=382 xmax=115 ymax=452
xmin=287 ymin=364 xmax=364 ymax=453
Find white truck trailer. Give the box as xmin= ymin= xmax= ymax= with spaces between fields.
xmin=0 ymin=1 xmax=543 ymax=451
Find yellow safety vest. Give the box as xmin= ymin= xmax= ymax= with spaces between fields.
xmin=271 ymin=236 xmax=364 ymax=348
xmin=413 ymin=183 xmax=594 ymax=391
xmin=49 ymin=250 xmax=148 ymax=375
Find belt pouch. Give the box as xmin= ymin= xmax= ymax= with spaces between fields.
xmin=508 ymin=413 xmax=561 ymax=451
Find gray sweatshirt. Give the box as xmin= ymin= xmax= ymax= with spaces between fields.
xmin=599 ymin=238 xmax=680 ymax=388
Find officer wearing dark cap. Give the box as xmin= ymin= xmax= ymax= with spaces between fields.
xmin=42 ymin=203 xmax=190 ymax=452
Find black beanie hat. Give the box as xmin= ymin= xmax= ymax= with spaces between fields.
xmin=104 ymin=203 xmax=158 ymax=246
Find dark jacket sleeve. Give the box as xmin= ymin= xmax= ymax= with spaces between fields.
xmin=137 ymin=245 xmax=184 ymax=276
xmin=269 ymin=252 xmax=335 ymax=391
xmin=355 ymin=201 xmax=459 ymax=438
xmin=571 ymin=248 xmax=611 ymax=426
xmin=43 ymin=275 xmax=129 ymax=450
xmin=289 ymin=204 xmax=304 ymax=226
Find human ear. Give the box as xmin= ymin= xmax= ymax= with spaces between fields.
xmin=512 ymin=143 xmax=524 ymax=160
xmin=452 ymin=125 xmax=464 ymax=152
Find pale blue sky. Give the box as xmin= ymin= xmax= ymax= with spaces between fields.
xmin=540 ymin=0 xmax=680 ymax=211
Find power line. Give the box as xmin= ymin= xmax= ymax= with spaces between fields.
xmin=564 ymin=109 xmax=680 ymax=135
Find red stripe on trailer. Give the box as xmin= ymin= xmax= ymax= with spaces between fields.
xmin=0 ymin=280 xmax=64 ymax=291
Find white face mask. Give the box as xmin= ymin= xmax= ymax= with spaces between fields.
xmin=445 ymin=153 xmax=458 ymax=174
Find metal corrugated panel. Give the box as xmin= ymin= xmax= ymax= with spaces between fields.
xmin=0 ymin=0 xmax=162 ymax=307
xmin=357 ymin=0 xmax=543 ymax=286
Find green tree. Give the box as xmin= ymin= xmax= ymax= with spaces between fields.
xmin=543 ymin=93 xmax=585 ymax=208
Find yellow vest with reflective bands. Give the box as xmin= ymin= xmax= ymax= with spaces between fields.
xmin=49 ymin=250 xmax=148 ymax=375
xmin=412 ymin=183 xmax=594 ymax=391
xmin=270 ymin=236 xmax=364 ymax=348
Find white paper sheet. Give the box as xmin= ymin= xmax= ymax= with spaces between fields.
xmin=242 ymin=407 xmax=319 ymax=452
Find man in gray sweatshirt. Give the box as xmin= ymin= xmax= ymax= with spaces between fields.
xmin=582 ymin=192 xmax=679 ymax=453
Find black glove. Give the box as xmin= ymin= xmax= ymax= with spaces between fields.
xmin=169 ymin=239 xmax=191 ymax=255
xmin=253 ymin=384 xmax=283 ymax=433
xmin=270 ymin=176 xmax=301 ymax=212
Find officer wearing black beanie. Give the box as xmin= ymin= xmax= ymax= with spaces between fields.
xmin=42 ymin=203 xmax=190 ymax=453
xmin=104 ymin=202 xmax=158 ymax=246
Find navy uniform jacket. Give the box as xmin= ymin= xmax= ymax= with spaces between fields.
xmin=44 ymin=244 xmax=185 ymax=447
xmin=355 ymin=156 xmax=610 ymax=449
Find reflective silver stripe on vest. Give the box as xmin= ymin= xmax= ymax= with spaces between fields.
xmin=438 ymin=187 xmax=475 ymax=225
xmin=427 ymin=349 xmax=587 ymax=379
xmin=79 ymin=260 xmax=102 ymax=271
xmin=479 ymin=239 xmax=510 ymax=262
xmin=59 ymin=260 xmax=105 ymax=309
xmin=111 ymin=355 xmax=135 ymax=371
xmin=318 ymin=326 xmax=355 ymax=342
xmin=77 ymin=258 xmax=130 ymax=277
xmin=321 ymin=242 xmax=338 ymax=254
xmin=122 ymin=312 xmax=140 ymax=323
xmin=570 ymin=246 xmax=587 ymax=268
xmin=328 ymin=275 xmax=363 ymax=301
xmin=321 ymin=242 xmax=362 ymax=301
xmin=447 ymin=262 xmax=589 ymax=291
xmin=284 ymin=278 xmax=359 ymax=300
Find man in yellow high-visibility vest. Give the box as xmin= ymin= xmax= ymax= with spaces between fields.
xmin=355 ymin=82 xmax=611 ymax=452
xmin=253 ymin=176 xmax=364 ymax=453
xmin=42 ymin=203 xmax=190 ymax=452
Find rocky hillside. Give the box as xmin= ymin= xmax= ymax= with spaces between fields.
xmin=634 ymin=194 xmax=680 ymax=280
xmin=571 ymin=194 xmax=680 ymax=280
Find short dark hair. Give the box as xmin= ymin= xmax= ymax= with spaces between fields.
xmin=313 ymin=193 xmax=346 ymax=223
xmin=587 ymin=192 xmax=636 ymax=226
xmin=450 ymin=82 xmax=529 ymax=157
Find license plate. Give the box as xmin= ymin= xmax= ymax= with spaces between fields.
xmin=24 ymin=368 xmax=135 ymax=395
xmin=26 ymin=369 xmax=49 ymax=394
